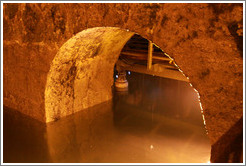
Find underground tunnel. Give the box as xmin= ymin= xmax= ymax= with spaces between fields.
xmin=2 ymin=3 xmax=244 ymax=164
xmin=5 ymin=27 xmax=211 ymax=163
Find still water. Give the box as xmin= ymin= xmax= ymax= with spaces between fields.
xmin=4 ymin=72 xmax=210 ymax=163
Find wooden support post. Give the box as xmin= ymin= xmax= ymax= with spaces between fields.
xmin=147 ymin=41 xmax=153 ymax=70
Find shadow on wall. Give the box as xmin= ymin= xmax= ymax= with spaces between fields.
xmin=3 ymin=106 xmax=51 ymax=163
xmin=211 ymin=116 xmax=243 ymax=163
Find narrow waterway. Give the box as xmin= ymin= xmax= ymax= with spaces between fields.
xmin=4 ymin=72 xmax=210 ymax=163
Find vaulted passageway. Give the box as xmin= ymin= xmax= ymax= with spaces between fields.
xmin=39 ymin=27 xmax=211 ymax=163
xmin=3 ymin=3 xmax=243 ymax=163
xmin=45 ymin=27 xmax=199 ymax=123
xmin=45 ymin=27 xmax=135 ymax=122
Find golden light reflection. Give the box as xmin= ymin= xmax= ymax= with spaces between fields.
xmin=162 ymin=52 xmax=208 ymax=135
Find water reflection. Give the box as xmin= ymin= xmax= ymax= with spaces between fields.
xmin=3 ymin=107 xmax=51 ymax=163
xmin=4 ymin=72 xmax=210 ymax=163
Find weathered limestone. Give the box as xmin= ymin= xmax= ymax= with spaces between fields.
xmin=3 ymin=3 xmax=243 ymax=162
xmin=45 ymin=27 xmax=134 ymax=122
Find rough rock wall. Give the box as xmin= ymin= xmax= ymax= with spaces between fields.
xmin=3 ymin=3 xmax=243 ymax=152
xmin=45 ymin=27 xmax=134 ymax=122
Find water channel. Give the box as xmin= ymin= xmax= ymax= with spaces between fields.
xmin=4 ymin=72 xmax=210 ymax=163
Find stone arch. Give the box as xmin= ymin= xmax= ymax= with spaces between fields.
xmin=45 ymin=26 xmax=206 ymax=124
xmin=45 ymin=27 xmax=135 ymax=122
xmin=4 ymin=3 xmax=243 ymax=162
xmin=45 ymin=26 xmax=213 ymax=162
xmin=45 ymin=25 xmax=205 ymax=122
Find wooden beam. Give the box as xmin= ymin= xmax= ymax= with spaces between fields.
xmin=120 ymin=51 xmax=170 ymax=61
xmin=121 ymin=64 xmax=188 ymax=82
xmin=147 ymin=41 xmax=153 ymax=70
xmin=152 ymin=56 xmax=171 ymax=61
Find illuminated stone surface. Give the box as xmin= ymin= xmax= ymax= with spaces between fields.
xmin=3 ymin=3 xmax=243 ymax=161
xmin=45 ymin=27 xmax=134 ymax=122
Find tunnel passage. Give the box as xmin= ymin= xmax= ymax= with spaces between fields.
xmin=45 ymin=26 xmax=209 ymax=147
xmin=44 ymin=28 xmax=212 ymax=162
xmin=45 ymin=27 xmax=134 ymax=122
xmin=3 ymin=3 xmax=243 ymax=163
xmin=45 ymin=27 xmax=204 ymax=124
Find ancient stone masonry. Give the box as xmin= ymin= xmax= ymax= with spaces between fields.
xmin=45 ymin=27 xmax=134 ymax=122
xmin=3 ymin=3 xmax=243 ymax=162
